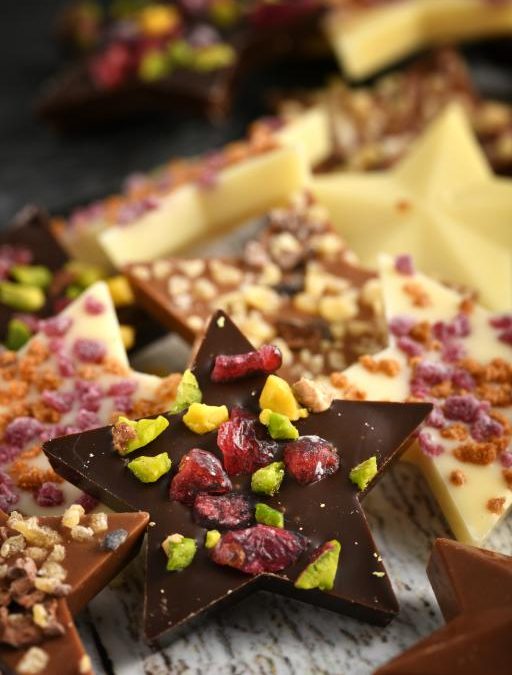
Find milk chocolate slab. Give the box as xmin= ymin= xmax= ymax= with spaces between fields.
xmin=44 ymin=310 xmax=430 ymax=642
xmin=38 ymin=0 xmax=325 ymax=130
xmin=375 ymin=538 xmax=512 ymax=675
xmin=0 ymin=206 xmax=164 ymax=352
xmin=0 ymin=508 xmax=149 ymax=675
xmin=125 ymin=193 xmax=386 ymax=381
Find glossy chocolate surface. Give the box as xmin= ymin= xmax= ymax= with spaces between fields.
xmin=44 ymin=311 xmax=430 ymax=642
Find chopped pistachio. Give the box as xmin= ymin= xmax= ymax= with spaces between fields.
xmin=65 ymin=261 xmax=105 ymax=289
xmin=113 ymin=415 xmax=169 ymax=455
xmin=139 ymin=49 xmax=171 ymax=81
xmin=193 ymin=44 xmax=236 ymax=72
xmin=251 ymin=461 xmax=285 ymax=496
xmin=10 ymin=264 xmax=52 ymax=289
xmin=5 ymin=318 xmax=32 ymax=350
xmin=170 ymin=369 xmax=202 ymax=413
xmin=210 ymin=0 xmax=240 ymax=27
xmin=255 ymin=503 xmax=284 ymax=528
xmin=65 ymin=284 xmax=82 ymax=300
xmin=295 ymin=540 xmax=341 ymax=591
xmin=259 ymin=375 xmax=308 ymax=421
xmin=349 ymin=456 xmax=378 ymax=491
xmin=182 ymin=402 xmax=228 ymax=434
xmin=259 ymin=409 xmax=299 ymax=441
xmin=168 ymin=39 xmax=195 ymax=67
xmin=128 ymin=452 xmax=171 ymax=483
xmin=204 ymin=530 xmax=221 ymax=549
xmin=0 ymin=282 xmax=45 ymax=312
xmin=162 ymin=533 xmax=197 ymax=571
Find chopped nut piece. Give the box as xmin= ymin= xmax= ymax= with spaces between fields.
xmin=70 ymin=525 xmax=94 ymax=542
xmin=79 ymin=655 xmax=92 ymax=674
xmin=32 ymin=603 xmax=49 ymax=628
xmin=89 ymin=512 xmax=108 ymax=534
xmin=39 ymin=560 xmax=67 ymax=581
xmin=61 ymin=504 xmax=85 ymax=529
xmin=292 ymin=377 xmax=334 ymax=413
xmin=16 ymin=646 xmax=49 ymax=674
xmin=449 ymin=470 xmax=466 ymax=486
xmin=486 ymin=497 xmax=506 ymax=515
xmin=25 ymin=547 xmax=49 ymax=563
xmin=1 ymin=534 xmax=26 ymax=558
xmin=453 ymin=442 xmax=497 ymax=465
xmin=47 ymin=545 xmax=65 ymax=563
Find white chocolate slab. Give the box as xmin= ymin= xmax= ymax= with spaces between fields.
xmin=313 ymin=104 xmax=512 ymax=311
xmin=338 ymin=255 xmax=512 ymax=545
xmin=324 ymin=0 xmax=512 ymax=80
xmin=0 ymin=282 xmax=176 ymax=516
xmin=275 ymin=104 xmax=331 ymax=168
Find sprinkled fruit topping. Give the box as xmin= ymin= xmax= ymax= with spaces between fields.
xmin=193 ymin=494 xmax=253 ymax=529
xmin=217 ymin=408 xmax=279 ymax=476
xmin=349 ymin=456 xmax=378 ymax=491
xmin=211 ymin=344 xmax=282 ymax=382
xmin=251 ymin=461 xmax=285 ymax=496
xmin=182 ymin=402 xmax=228 ymax=434
xmin=259 ymin=375 xmax=307 ymax=421
xmin=162 ymin=533 xmax=197 ymax=572
xmin=112 ymin=415 xmax=169 ymax=455
xmin=5 ymin=318 xmax=32 ymax=350
xmin=205 ymin=530 xmax=221 ymax=549
xmin=210 ymin=525 xmax=307 ymax=575
xmin=10 ymin=264 xmax=52 ymax=289
xmin=0 ymin=282 xmax=45 ymax=311
xmin=170 ymin=448 xmax=232 ymax=505
xmin=255 ymin=503 xmax=284 ymax=528
xmin=259 ymin=409 xmax=299 ymax=440
xmin=284 ymin=436 xmax=340 ymax=485
xmin=170 ymin=369 xmax=202 ymax=413
xmin=295 ymin=540 xmax=341 ymax=592
xmin=100 ymin=528 xmax=128 ymax=551
xmin=128 ymin=452 xmax=171 ymax=483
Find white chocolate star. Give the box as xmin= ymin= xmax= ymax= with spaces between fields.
xmin=335 ymin=254 xmax=512 ymax=545
xmin=313 ymin=104 xmax=512 ymax=311
xmin=325 ymin=0 xmax=512 ymax=80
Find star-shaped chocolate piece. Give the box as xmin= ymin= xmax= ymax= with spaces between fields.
xmin=375 ymin=538 xmax=512 ymax=675
xmin=0 ymin=507 xmax=149 ymax=675
xmin=44 ymin=310 xmax=430 ymax=642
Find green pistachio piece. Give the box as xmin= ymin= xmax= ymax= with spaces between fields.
xmin=168 ymin=39 xmax=195 ymax=67
xmin=10 ymin=265 xmax=53 ymax=289
xmin=204 ymin=530 xmax=221 ymax=549
xmin=193 ymin=44 xmax=236 ymax=72
xmin=127 ymin=452 xmax=171 ymax=483
xmin=349 ymin=456 xmax=378 ymax=491
xmin=0 ymin=282 xmax=45 ymax=312
xmin=139 ymin=49 xmax=171 ymax=81
xmin=255 ymin=503 xmax=284 ymax=529
xmin=251 ymin=461 xmax=285 ymax=496
xmin=65 ymin=261 xmax=105 ymax=289
xmin=210 ymin=1 xmax=240 ymax=28
xmin=113 ymin=415 xmax=169 ymax=455
xmin=182 ymin=402 xmax=228 ymax=435
xmin=162 ymin=534 xmax=197 ymax=571
xmin=170 ymin=369 xmax=202 ymax=413
xmin=295 ymin=540 xmax=341 ymax=592
xmin=65 ymin=284 xmax=82 ymax=300
xmin=5 ymin=319 xmax=32 ymax=351
xmin=259 ymin=409 xmax=299 ymax=441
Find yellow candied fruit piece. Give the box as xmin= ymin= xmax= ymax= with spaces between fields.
xmin=183 ymin=402 xmax=228 ymax=435
xmin=120 ymin=324 xmax=135 ymax=351
xmin=107 ymin=275 xmax=135 ymax=307
xmin=259 ymin=375 xmax=308 ymax=421
xmin=138 ymin=4 xmax=180 ymax=36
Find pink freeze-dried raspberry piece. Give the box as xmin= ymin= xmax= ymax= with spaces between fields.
xmin=210 ymin=524 xmax=307 ymax=575
xmin=84 ymin=296 xmax=105 ymax=315
xmin=40 ymin=315 xmax=73 ymax=338
xmin=283 ymin=435 xmax=339 ymax=485
xmin=193 ymin=494 xmax=253 ymax=529
xmin=443 ymin=394 xmax=485 ymax=423
xmin=5 ymin=418 xmax=43 ymax=448
xmin=36 ymin=482 xmax=64 ymax=507
xmin=73 ymin=338 xmax=107 ymax=363
xmin=211 ymin=345 xmax=282 ymax=383
xmin=170 ymin=448 xmax=232 ymax=505
xmin=217 ymin=408 xmax=279 ymax=476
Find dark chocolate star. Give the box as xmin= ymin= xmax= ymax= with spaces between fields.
xmin=44 ymin=311 xmax=430 ymax=643
xmin=375 ymin=538 xmax=512 ymax=675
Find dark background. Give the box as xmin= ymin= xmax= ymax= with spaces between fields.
xmin=1 ymin=2 xmax=512 ymax=226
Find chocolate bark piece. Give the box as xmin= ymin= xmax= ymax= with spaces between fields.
xmin=0 ymin=507 xmax=149 ymax=675
xmin=44 ymin=310 xmax=431 ymax=642
xmin=125 ymin=194 xmax=386 ymax=381
xmin=38 ymin=1 xmax=325 ymax=130
xmin=375 ymin=539 xmax=512 ymax=675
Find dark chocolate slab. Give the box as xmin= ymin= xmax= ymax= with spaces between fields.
xmin=44 ymin=310 xmax=430 ymax=642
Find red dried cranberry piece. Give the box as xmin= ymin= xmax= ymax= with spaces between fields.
xmin=217 ymin=408 xmax=279 ymax=476
xmin=283 ymin=435 xmax=339 ymax=485
xmin=170 ymin=448 xmax=232 ymax=505
xmin=210 ymin=524 xmax=307 ymax=575
xmin=89 ymin=42 xmax=133 ymax=90
xmin=211 ymin=345 xmax=282 ymax=383
xmin=193 ymin=494 xmax=253 ymax=529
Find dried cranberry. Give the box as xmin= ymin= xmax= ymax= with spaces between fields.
xmin=74 ymin=492 xmax=99 ymax=513
xmin=284 ymin=435 xmax=339 ymax=485
xmin=72 ymin=338 xmax=106 ymax=363
xmin=35 ymin=483 xmax=64 ymax=508
xmin=170 ymin=448 xmax=232 ymax=505
xmin=210 ymin=525 xmax=307 ymax=575
xmin=211 ymin=345 xmax=282 ymax=383
xmin=89 ymin=42 xmax=133 ymax=90
xmin=217 ymin=408 xmax=279 ymax=476
xmin=193 ymin=494 xmax=253 ymax=529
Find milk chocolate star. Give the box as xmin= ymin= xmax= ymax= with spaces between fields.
xmin=375 ymin=538 xmax=512 ymax=675
xmin=0 ymin=507 xmax=149 ymax=675
xmin=44 ymin=310 xmax=430 ymax=642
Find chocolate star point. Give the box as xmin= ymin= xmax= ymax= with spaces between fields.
xmin=375 ymin=538 xmax=512 ymax=675
xmin=44 ymin=311 xmax=430 ymax=642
